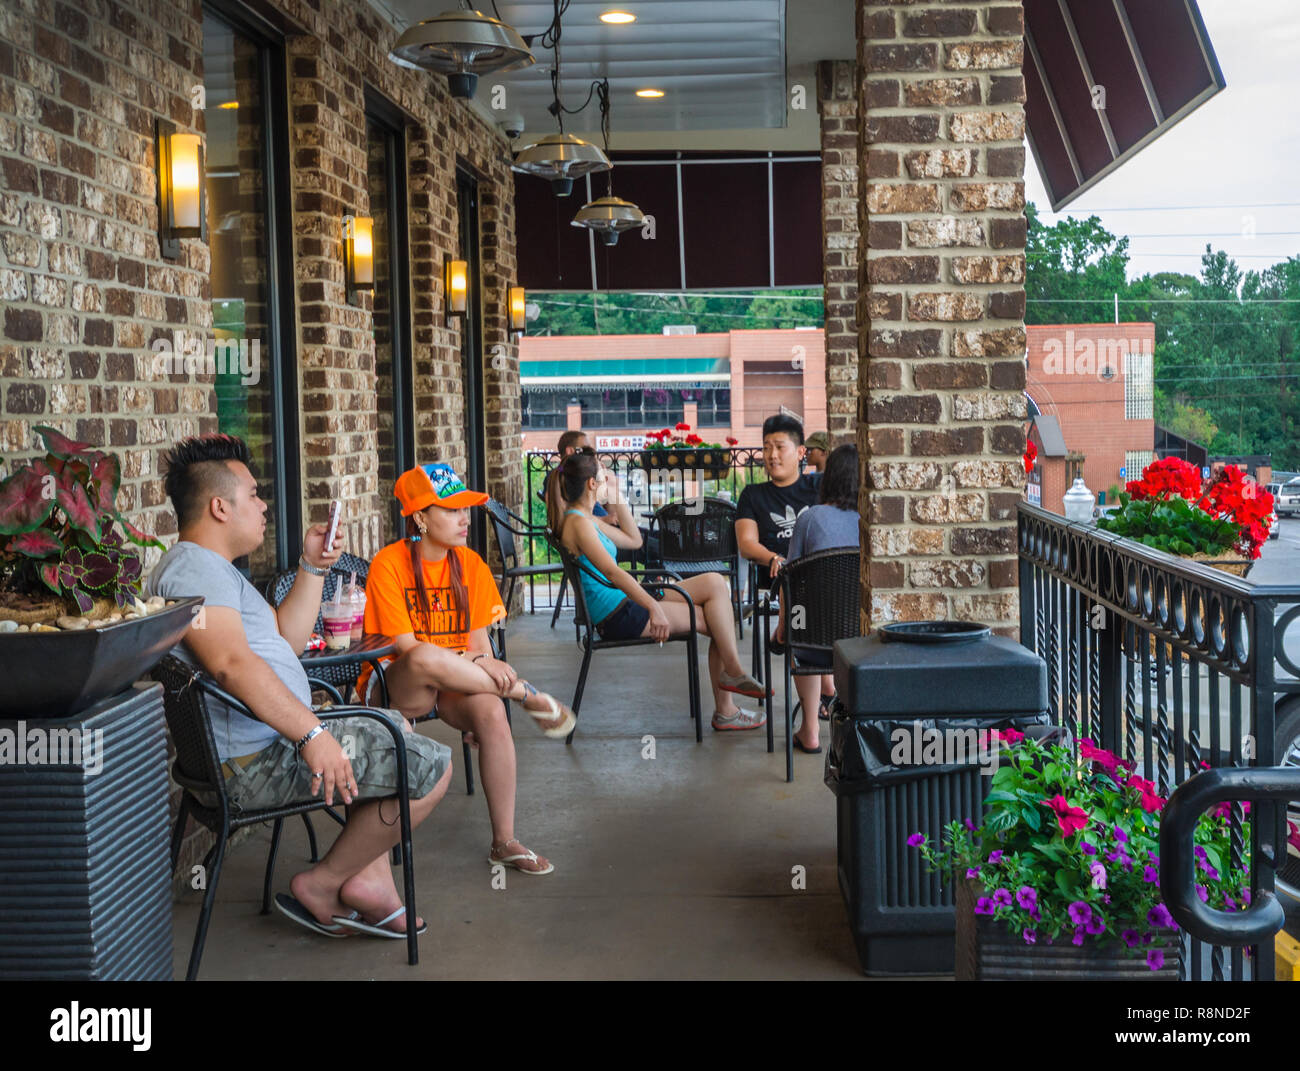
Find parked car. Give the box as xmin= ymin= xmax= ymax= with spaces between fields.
xmin=1278 ymin=479 xmax=1300 ymax=519
xmin=1270 ymin=512 xmax=1281 ymax=540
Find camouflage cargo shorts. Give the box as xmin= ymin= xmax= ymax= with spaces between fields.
xmin=222 ymin=708 xmax=450 ymax=814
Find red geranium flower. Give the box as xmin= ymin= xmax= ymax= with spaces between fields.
xmin=1041 ymin=794 xmax=1090 ymax=837
xmin=1022 ymin=439 xmax=1038 ymax=475
xmin=675 ymin=422 xmax=691 ymax=432
xmin=725 ymin=436 xmax=739 ymax=446
xmin=685 ymin=434 xmax=703 ymax=446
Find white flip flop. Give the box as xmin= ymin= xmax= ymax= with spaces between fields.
xmin=330 ymin=906 xmax=427 ymax=939
xmin=519 ymin=683 xmax=577 ymax=739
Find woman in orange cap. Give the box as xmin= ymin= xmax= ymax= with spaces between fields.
xmin=358 ymin=463 xmax=573 ymax=876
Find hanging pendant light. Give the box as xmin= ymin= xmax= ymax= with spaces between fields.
xmin=513 ymin=132 xmax=611 ymax=197
xmin=571 ymin=81 xmax=645 ymax=245
xmin=571 ymin=195 xmax=644 ymax=246
xmin=389 ymin=8 xmax=534 ymax=99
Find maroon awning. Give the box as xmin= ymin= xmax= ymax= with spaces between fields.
xmin=514 ymin=150 xmax=823 ymax=291
xmin=1024 ymin=0 xmax=1225 ymax=210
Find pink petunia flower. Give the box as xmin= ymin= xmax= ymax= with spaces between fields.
xmin=1041 ymin=794 xmax=1090 ymax=837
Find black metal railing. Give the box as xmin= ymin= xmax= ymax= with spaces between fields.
xmin=1017 ymin=501 xmax=1300 ymax=981
xmin=514 ymin=448 xmax=772 ymax=611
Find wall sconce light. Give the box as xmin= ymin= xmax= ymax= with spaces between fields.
xmin=508 ymin=286 xmax=526 ymax=336
xmin=444 ymin=256 xmax=468 ymax=324
xmin=344 ymin=214 xmax=374 ymax=299
xmin=156 ymin=119 xmax=205 ymax=260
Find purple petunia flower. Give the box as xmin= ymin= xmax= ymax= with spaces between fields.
xmin=988 ymin=850 xmax=1004 ymax=865
xmin=965 ymin=867 xmax=980 ymax=879
xmin=1085 ymin=914 xmax=1106 ymax=936
xmin=1194 ymin=845 xmax=1207 ymax=861
xmin=1029 ymin=906 xmax=1042 ymax=922
xmin=1241 ymin=888 xmax=1252 ymax=906
xmin=1121 ymin=929 xmax=1141 ymax=948
xmin=907 ymin=832 xmax=925 ymax=847
xmin=1024 ymin=929 xmax=1037 ymax=945
xmin=1105 ymin=847 xmax=1123 ymax=863
xmin=964 ymin=818 xmax=975 ymax=831
xmin=1143 ymin=866 xmax=1159 ymax=884
xmin=1068 ymin=901 xmax=1092 ymax=926
xmin=1148 ymin=852 xmax=1159 ymax=865
xmin=1102 ymin=894 xmax=1111 ymax=905
xmin=1082 ymin=842 xmax=1098 ymax=856
xmin=993 ymin=888 xmax=1013 ymax=907
xmin=1148 ymin=904 xmax=1175 ymax=929
xmin=1224 ymin=896 xmax=1236 ymax=912
xmin=1147 ymin=949 xmax=1165 ymax=971
xmin=1203 ymin=863 xmax=1220 ymax=881
xmin=1015 ymin=886 xmax=1038 ymax=910
xmin=975 ymin=897 xmax=996 ymax=915
xmin=1113 ymin=825 xmax=1129 ymax=843
xmin=1072 ymin=927 xmax=1085 ymax=946
xmin=1196 ymin=885 xmax=1209 ymax=903
xmin=1089 ymin=862 xmax=1107 ymax=890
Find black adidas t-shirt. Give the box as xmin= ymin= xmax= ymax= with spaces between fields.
xmin=736 ymin=473 xmax=822 ymax=557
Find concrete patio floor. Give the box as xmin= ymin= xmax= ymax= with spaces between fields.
xmin=172 ymin=611 xmax=946 ymax=980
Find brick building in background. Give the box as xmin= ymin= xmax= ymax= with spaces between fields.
xmin=1025 ymin=323 xmax=1156 ymax=512
xmin=518 ymin=328 xmax=828 ymax=452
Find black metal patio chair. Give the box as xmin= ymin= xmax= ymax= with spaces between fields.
xmin=648 ymin=496 xmax=742 ymax=637
xmin=484 ymin=497 xmax=569 ymax=644
xmin=153 ymin=654 xmax=421 ymax=980
xmin=775 ymin=548 xmax=862 ymax=782
xmin=546 ymin=530 xmax=703 ymax=744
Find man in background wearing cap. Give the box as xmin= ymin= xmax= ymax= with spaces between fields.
xmin=360 ymin=461 xmax=576 ymax=876
xmin=150 ymin=434 xmax=452 ymax=940
xmin=804 ymin=432 xmax=831 ymax=474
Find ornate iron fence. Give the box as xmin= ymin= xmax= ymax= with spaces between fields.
xmin=1017 ymin=501 xmax=1300 ymax=981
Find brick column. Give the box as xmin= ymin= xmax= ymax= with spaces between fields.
xmin=818 ymin=60 xmax=860 ymax=442
xmin=857 ymin=0 xmax=1027 ymax=636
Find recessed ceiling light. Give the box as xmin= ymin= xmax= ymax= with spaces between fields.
xmin=635 ymin=88 xmax=664 ymax=98
xmin=600 ymin=11 xmax=636 ymax=24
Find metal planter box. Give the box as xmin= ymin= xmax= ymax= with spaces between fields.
xmin=0 ymin=683 xmax=173 ymax=980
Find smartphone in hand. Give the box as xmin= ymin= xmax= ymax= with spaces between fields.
xmin=323 ymin=499 xmax=343 ymax=554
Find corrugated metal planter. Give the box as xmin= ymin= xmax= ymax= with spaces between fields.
xmin=955 ymin=879 xmax=1180 ymax=980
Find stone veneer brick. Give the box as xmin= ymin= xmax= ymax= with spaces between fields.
xmin=856 ymin=0 xmax=1027 ymax=637
xmin=0 ymin=0 xmax=522 ymax=890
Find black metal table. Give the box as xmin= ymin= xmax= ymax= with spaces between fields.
xmin=299 ymin=634 xmax=396 ymax=707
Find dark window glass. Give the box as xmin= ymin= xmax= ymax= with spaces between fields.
xmin=204 ymin=11 xmax=283 ymax=578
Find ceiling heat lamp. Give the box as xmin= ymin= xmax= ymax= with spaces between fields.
xmin=389 ymin=5 xmax=533 ymax=99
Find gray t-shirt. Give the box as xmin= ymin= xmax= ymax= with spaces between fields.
xmin=787 ymin=504 xmax=860 ymax=561
xmin=148 ymin=541 xmax=310 ymax=760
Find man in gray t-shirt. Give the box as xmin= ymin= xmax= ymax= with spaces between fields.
xmin=150 ymin=541 xmax=308 ymax=760
xmin=151 ymin=434 xmax=451 ymax=941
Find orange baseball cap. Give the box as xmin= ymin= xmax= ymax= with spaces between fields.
xmin=394 ymin=463 xmax=488 ymax=516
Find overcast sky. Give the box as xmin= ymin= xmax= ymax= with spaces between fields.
xmin=1024 ymin=0 xmax=1300 ymax=284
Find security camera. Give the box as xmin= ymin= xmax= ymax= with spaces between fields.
xmin=500 ymin=114 xmax=525 ymax=139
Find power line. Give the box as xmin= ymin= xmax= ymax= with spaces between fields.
xmin=1047 ymin=202 xmax=1300 ymax=212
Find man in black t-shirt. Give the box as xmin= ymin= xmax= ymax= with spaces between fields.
xmin=736 ymin=414 xmax=821 ymax=576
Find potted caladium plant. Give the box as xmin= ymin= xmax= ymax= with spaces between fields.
xmin=0 ymin=425 xmax=162 ymax=618
xmin=0 ymin=426 xmax=200 ymax=717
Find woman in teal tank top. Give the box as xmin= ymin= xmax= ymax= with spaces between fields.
xmin=548 ymin=451 xmax=769 ymax=731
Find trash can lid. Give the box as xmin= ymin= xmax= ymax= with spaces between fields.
xmin=879 ymin=621 xmax=991 ymax=644
xmin=832 ymin=630 xmax=1047 ymax=717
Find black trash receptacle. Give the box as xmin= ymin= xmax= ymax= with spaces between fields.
xmin=825 ymin=621 xmax=1049 ymax=976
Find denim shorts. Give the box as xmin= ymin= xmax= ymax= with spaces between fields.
xmin=596 ymin=598 xmax=652 ymax=641
xmin=222 ymin=709 xmax=451 ymax=814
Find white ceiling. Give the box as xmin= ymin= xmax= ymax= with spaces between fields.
xmin=376 ymin=0 xmax=856 ymax=138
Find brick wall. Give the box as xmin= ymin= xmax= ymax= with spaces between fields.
xmin=818 ymin=59 xmax=859 ymax=443
xmin=856 ymin=0 xmax=1028 ymax=636
xmin=0 ymin=0 xmax=521 ymax=893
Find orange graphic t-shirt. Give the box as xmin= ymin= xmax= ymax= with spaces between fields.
xmin=356 ymin=541 xmax=504 ymax=698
